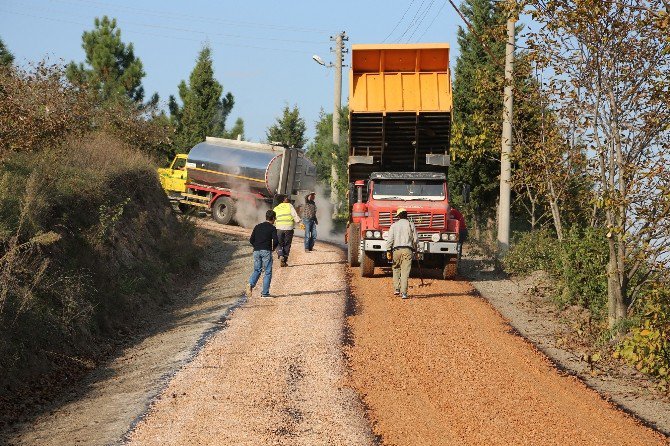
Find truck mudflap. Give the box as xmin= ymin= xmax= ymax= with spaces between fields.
xmin=363 ymin=239 xmax=458 ymax=254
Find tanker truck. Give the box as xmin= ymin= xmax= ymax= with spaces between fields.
xmin=158 ymin=137 xmax=317 ymax=225
xmin=345 ymin=43 xmax=463 ymax=279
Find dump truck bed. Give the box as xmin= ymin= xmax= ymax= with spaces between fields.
xmin=348 ymin=44 xmax=453 ymax=182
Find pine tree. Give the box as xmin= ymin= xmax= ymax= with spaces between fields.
xmin=0 ymin=37 xmax=14 ymax=67
xmin=223 ymin=117 xmax=245 ymax=140
xmin=449 ymin=0 xmax=508 ymax=233
xmin=169 ymin=46 xmax=234 ymax=151
xmin=266 ymin=104 xmax=307 ymax=149
xmin=66 ymin=16 xmax=146 ymax=103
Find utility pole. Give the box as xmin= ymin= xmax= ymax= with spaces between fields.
xmin=330 ymin=31 xmax=348 ymax=218
xmin=497 ymin=12 xmax=516 ymax=254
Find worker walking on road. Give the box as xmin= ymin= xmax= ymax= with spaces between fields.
xmin=385 ymin=208 xmax=418 ymax=299
xmin=273 ymin=194 xmax=301 ymax=267
xmin=302 ymin=192 xmax=318 ymax=252
xmin=246 ymin=210 xmax=279 ymax=298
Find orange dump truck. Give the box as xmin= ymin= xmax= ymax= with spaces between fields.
xmin=345 ymin=43 xmax=463 ymax=279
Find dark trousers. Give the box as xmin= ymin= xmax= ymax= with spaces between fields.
xmin=277 ymin=229 xmax=294 ymax=260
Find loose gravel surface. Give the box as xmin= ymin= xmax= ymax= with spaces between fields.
xmin=346 ymin=269 xmax=669 ymax=445
xmin=127 ymin=236 xmax=372 ymax=445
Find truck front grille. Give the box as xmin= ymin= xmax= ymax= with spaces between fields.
xmin=378 ymin=211 xmax=446 ymax=228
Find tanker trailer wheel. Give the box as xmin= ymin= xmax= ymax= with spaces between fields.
xmin=347 ymin=223 xmax=361 ymax=267
xmin=178 ymin=203 xmax=195 ymax=215
xmin=443 ymin=256 xmax=458 ymax=280
xmin=212 ymin=197 xmax=236 ymax=225
xmin=360 ymin=250 xmax=375 ymax=277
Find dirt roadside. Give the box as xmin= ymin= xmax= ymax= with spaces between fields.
xmin=4 ymin=230 xmax=250 ymax=446
xmin=346 ymin=266 xmax=670 ymax=445
xmin=462 ymin=258 xmax=670 ymax=435
xmin=127 ymin=233 xmax=372 ymax=445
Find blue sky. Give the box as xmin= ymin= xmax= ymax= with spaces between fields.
xmin=0 ymin=0 xmax=465 ymax=143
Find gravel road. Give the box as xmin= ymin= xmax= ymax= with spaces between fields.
xmin=346 ymin=269 xmax=669 ymax=445
xmin=127 ymin=235 xmax=372 ymax=445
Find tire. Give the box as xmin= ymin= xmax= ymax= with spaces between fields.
xmin=443 ymin=257 xmax=458 ymax=280
xmin=178 ymin=202 xmax=194 ymax=215
xmin=360 ymin=250 xmax=375 ymax=277
xmin=211 ymin=197 xmax=235 ymax=225
xmin=347 ymin=223 xmax=361 ymax=267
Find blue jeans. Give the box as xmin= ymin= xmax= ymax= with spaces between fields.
xmin=303 ymin=219 xmax=317 ymax=250
xmin=249 ymin=250 xmax=273 ymax=295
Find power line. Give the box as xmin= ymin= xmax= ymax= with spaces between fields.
xmin=0 ymin=9 xmax=319 ymax=55
xmin=444 ymin=0 xmax=505 ymax=69
xmin=398 ymin=0 xmax=427 ymax=41
xmin=407 ymin=0 xmax=437 ymax=41
xmin=45 ymin=0 xmax=332 ymax=34
xmin=383 ymin=0 xmax=417 ymax=43
xmin=9 ymin=1 xmax=326 ymax=45
xmin=418 ymin=1 xmax=447 ymax=40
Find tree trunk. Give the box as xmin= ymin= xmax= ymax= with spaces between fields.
xmin=607 ymin=243 xmax=627 ymax=332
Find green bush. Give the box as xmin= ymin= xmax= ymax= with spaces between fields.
xmin=502 ymin=228 xmax=560 ymax=275
xmin=556 ymin=227 xmax=608 ymax=316
xmin=617 ymin=285 xmax=670 ymax=387
xmin=503 ymin=226 xmax=608 ymax=317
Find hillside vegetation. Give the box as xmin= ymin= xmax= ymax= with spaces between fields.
xmin=0 ymin=63 xmax=198 ymax=413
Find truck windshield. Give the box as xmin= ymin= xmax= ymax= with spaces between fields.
xmin=372 ymin=180 xmax=445 ymax=200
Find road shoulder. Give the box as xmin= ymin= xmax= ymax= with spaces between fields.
xmin=5 ymin=230 xmax=250 ymax=446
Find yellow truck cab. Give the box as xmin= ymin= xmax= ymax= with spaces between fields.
xmin=158 ymin=153 xmax=188 ymax=196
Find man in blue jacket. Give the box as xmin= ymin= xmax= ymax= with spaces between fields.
xmin=246 ymin=210 xmax=279 ymax=298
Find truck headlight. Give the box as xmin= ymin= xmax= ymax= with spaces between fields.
xmin=373 ymin=230 xmax=381 ymax=239
xmin=441 ymin=233 xmax=449 ymax=241
xmin=382 ymin=231 xmax=389 ymax=240
xmin=448 ymin=233 xmax=458 ymax=241
xmin=365 ymin=230 xmax=373 ymax=238
xmin=431 ymin=233 xmax=440 ymax=242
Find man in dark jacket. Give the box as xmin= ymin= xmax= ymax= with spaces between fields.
xmin=246 ymin=210 xmax=279 ymax=298
xmin=302 ymin=192 xmax=318 ymax=252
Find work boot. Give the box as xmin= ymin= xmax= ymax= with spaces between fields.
xmin=245 ymin=283 xmax=253 ymax=297
xmin=280 ymin=257 xmax=287 ymax=267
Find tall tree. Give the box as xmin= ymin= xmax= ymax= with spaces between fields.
xmin=169 ymin=46 xmax=234 ymax=151
xmin=266 ymin=104 xmax=306 ymax=149
xmin=527 ymin=0 xmax=670 ymax=329
xmin=449 ymin=0 xmax=508 ymax=235
xmin=66 ymin=16 xmax=146 ymax=103
xmin=306 ymin=108 xmax=349 ymax=201
xmin=0 ymin=37 xmax=14 ymax=67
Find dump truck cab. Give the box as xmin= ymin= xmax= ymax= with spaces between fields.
xmin=346 ymin=43 xmax=462 ymax=279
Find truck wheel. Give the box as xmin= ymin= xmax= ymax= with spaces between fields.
xmin=212 ymin=197 xmax=235 ymax=225
xmin=347 ymin=223 xmax=361 ymax=267
xmin=360 ymin=250 xmax=375 ymax=277
xmin=443 ymin=257 xmax=458 ymax=280
xmin=178 ymin=203 xmax=194 ymax=215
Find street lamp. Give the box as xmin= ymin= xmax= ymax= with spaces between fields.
xmin=312 ymin=54 xmax=332 ymax=67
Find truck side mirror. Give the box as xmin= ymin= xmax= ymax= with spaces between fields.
xmin=462 ymin=184 xmax=471 ymax=204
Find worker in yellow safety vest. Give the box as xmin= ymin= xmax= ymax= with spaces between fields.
xmin=272 ymin=194 xmax=302 ymax=267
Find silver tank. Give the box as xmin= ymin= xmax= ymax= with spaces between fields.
xmin=186 ymin=137 xmax=316 ymax=198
